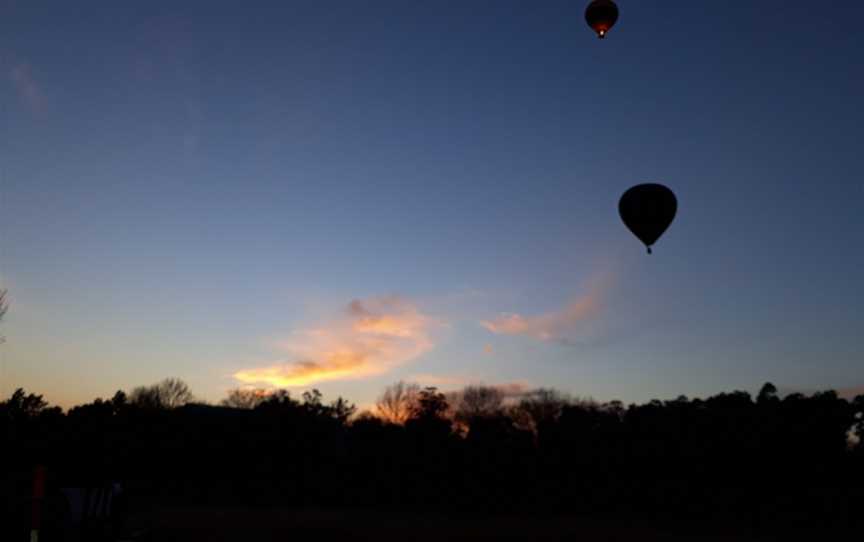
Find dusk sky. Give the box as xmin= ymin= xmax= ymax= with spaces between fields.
xmin=1 ymin=1 xmax=862 ymax=410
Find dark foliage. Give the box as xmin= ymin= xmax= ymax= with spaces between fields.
xmin=1 ymin=381 xmax=863 ymax=539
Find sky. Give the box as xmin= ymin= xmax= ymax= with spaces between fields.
xmin=0 ymin=1 xmax=862 ymax=410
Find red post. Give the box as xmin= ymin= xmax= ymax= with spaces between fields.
xmin=31 ymin=465 xmax=46 ymax=542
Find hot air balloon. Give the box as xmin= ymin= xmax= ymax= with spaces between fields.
xmin=618 ymin=183 xmax=677 ymax=254
xmin=585 ymin=0 xmax=619 ymax=39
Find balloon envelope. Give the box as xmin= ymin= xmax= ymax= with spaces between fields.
xmin=618 ymin=184 xmax=677 ymax=253
xmin=585 ymin=0 xmax=619 ymax=39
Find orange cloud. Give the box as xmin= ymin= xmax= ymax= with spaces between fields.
xmin=234 ymin=296 xmax=435 ymax=388
xmin=481 ymin=290 xmax=601 ymax=342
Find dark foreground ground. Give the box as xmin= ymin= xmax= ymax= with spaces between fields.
xmin=124 ymin=507 xmax=840 ymax=542
xmin=5 ymin=387 xmax=862 ymax=541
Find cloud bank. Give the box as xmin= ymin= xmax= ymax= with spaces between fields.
xmin=234 ymin=296 xmax=435 ymax=387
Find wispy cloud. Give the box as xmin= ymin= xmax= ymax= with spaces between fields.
xmin=9 ymin=61 xmax=46 ymax=114
xmin=481 ymin=287 xmax=602 ymax=343
xmin=234 ymin=296 xmax=436 ymax=388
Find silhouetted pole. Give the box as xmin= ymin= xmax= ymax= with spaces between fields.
xmin=31 ymin=465 xmax=46 ymax=542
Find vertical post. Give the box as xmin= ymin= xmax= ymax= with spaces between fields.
xmin=30 ymin=465 xmax=46 ymax=542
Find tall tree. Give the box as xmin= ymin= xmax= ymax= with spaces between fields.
xmin=512 ymin=388 xmax=569 ymax=434
xmin=129 ymin=378 xmax=194 ymax=409
xmin=454 ymin=385 xmax=504 ymax=427
xmin=375 ymin=381 xmax=420 ymax=424
xmin=221 ymin=388 xmax=270 ymax=409
xmin=409 ymin=387 xmax=449 ymax=421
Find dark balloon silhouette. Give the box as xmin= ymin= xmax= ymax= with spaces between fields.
xmin=585 ymin=0 xmax=619 ymax=39
xmin=618 ymin=183 xmax=677 ymax=254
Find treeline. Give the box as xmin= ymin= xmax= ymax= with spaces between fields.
xmin=2 ymin=380 xmax=864 ymax=533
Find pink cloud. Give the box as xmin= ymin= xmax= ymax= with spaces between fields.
xmin=481 ymin=289 xmax=602 ymax=342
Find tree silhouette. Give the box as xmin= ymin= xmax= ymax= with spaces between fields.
xmin=4 ymin=388 xmax=49 ymax=416
xmin=375 ymin=381 xmax=420 ymax=424
xmin=220 ymin=388 xmax=270 ymax=409
xmin=3 ymin=380 xmax=863 ymax=538
xmin=453 ymin=385 xmax=504 ymax=430
xmin=409 ymin=387 xmax=449 ymax=421
xmin=757 ymin=382 xmax=779 ymax=404
xmin=852 ymin=394 xmax=864 ymax=451
xmin=511 ymin=387 xmax=569 ymax=435
xmin=327 ymin=396 xmax=357 ymax=424
xmin=129 ymin=378 xmax=194 ymax=409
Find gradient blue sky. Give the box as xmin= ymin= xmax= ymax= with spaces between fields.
xmin=1 ymin=1 xmax=862 ymax=409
